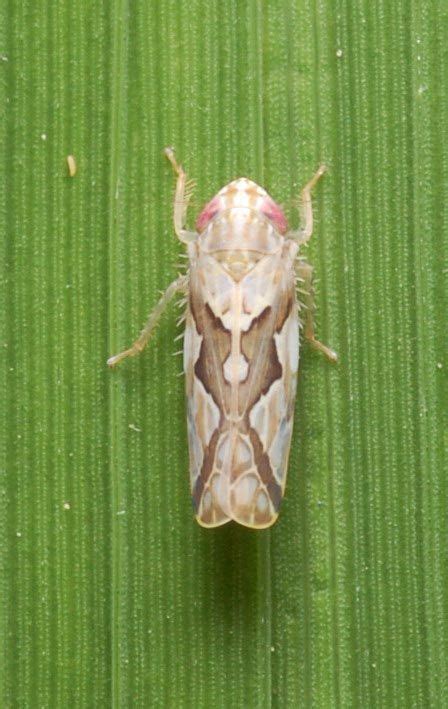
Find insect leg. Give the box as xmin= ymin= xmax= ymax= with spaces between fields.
xmin=164 ymin=147 xmax=197 ymax=243
xmin=296 ymin=260 xmax=337 ymax=362
xmin=107 ymin=275 xmax=188 ymax=368
xmin=287 ymin=165 xmax=327 ymax=244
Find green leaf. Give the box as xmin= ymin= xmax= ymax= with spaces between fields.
xmin=1 ymin=1 xmax=447 ymax=706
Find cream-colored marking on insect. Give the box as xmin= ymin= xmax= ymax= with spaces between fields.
xmin=107 ymin=148 xmax=336 ymax=529
xmin=211 ymin=473 xmax=227 ymax=510
xmin=235 ymin=474 xmax=259 ymax=505
xmin=66 ymin=155 xmax=77 ymax=177
xmin=223 ymin=353 xmax=248 ymax=384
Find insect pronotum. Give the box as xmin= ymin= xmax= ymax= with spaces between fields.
xmin=108 ymin=148 xmax=337 ymax=529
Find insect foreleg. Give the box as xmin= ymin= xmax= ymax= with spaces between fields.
xmin=164 ymin=147 xmax=197 ymax=244
xmin=287 ymin=165 xmax=327 ymax=244
xmin=296 ymin=260 xmax=337 ymax=362
xmin=107 ymin=274 xmax=188 ymax=368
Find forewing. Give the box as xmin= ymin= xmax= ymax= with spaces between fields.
xmin=183 ymin=265 xmax=233 ymax=527
xmin=229 ymin=273 xmax=299 ymax=528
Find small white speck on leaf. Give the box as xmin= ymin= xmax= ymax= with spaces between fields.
xmin=66 ymin=154 xmax=77 ymax=177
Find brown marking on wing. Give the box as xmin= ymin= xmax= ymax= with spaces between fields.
xmin=190 ymin=295 xmax=231 ymax=409
xmin=239 ymin=306 xmax=282 ymax=413
xmin=194 ymin=430 xmax=233 ymax=527
xmin=247 ymin=427 xmax=282 ymax=510
xmin=192 ymin=466 xmax=204 ymax=513
xmin=192 ymin=428 xmax=219 ymax=511
xmin=275 ymin=294 xmax=294 ymax=333
xmin=238 ymin=294 xmax=294 ymax=417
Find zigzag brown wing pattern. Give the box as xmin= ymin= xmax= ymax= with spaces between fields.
xmin=184 ymin=249 xmax=299 ymax=529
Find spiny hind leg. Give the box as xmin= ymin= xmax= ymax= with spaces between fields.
xmin=164 ymin=147 xmax=197 ymax=243
xmin=287 ymin=165 xmax=327 ymax=244
xmin=107 ymin=275 xmax=188 ymax=368
xmin=296 ymin=260 xmax=337 ymax=362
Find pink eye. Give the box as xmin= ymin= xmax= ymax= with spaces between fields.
xmin=196 ymin=198 xmax=219 ymax=232
xmin=261 ymin=201 xmax=287 ymax=233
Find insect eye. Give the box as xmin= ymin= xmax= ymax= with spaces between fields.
xmin=196 ymin=204 xmax=219 ymax=232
